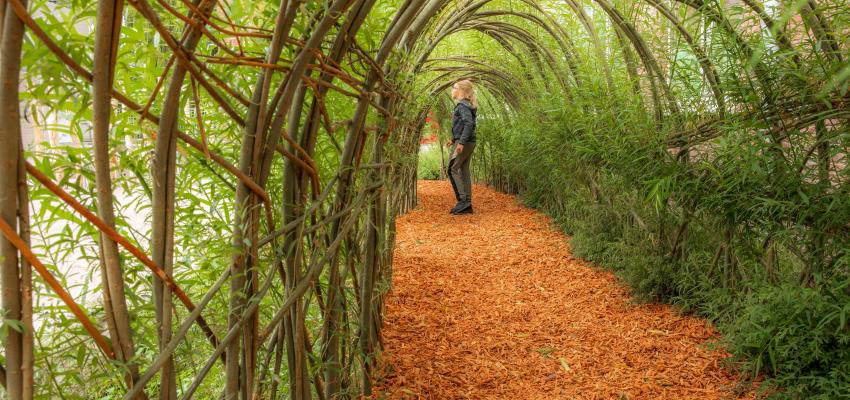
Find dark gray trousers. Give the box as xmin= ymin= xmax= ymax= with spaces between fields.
xmin=448 ymin=142 xmax=475 ymax=204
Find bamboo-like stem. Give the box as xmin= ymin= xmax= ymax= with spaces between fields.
xmin=146 ymin=2 xmax=220 ymax=397
xmin=0 ymin=0 xmax=27 ymax=395
xmin=24 ymin=162 xmax=221 ymax=350
xmin=92 ymin=0 xmax=141 ymax=394
xmin=226 ymin=0 xmax=301 ymax=394
xmin=0 ymin=219 xmax=116 ymax=360
xmin=122 ymin=269 xmax=230 ymax=400
xmin=183 ymin=194 xmax=369 ymax=399
xmin=16 ymin=140 xmax=33 ymax=400
xmin=5 ymin=0 xmax=271 ymax=202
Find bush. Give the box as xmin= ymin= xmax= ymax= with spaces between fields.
xmin=724 ymin=282 xmax=850 ymax=399
xmin=476 ymin=90 xmax=850 ymax=398
xmin=417 ymin=144 xmax=446 ymax=180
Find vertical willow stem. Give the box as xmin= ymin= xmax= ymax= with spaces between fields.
xmin=0 ymin=0 xmax=27 ymax=396
xmin=17 ymin=142 xmax=32 ymax=400
xmin=148 ymin=1 xmax=218 ymax=398
xmin=282 ymin=82 xmax=310 ymax=400
xmin=92 ymin=0 xmax=141 ymax=393
xmin=227 ymin=1 xmax=299 ymax=396
xmin=0 ymin=0 xmax=6 ymax=46
xmin=358 ymin=146 xmax=383 ymax=395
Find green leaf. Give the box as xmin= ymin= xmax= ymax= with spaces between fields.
xmin=559 ymin=357 xmax=572 ymax=372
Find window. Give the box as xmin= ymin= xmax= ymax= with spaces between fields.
xmin=56 ymin=132 xmax=74 ymax=145
xmin=80 ymin=121 xmax=93 ymax=145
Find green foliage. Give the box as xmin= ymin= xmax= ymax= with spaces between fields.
xmin=12 ymin=0 xmax=850 ymax=396
xmin=17 ymin=0 xmax=400 ymax=396
xmin=416 ymin=145 xmax=445 ymax=180
xmin=726 ymin=282 xmax=850 ymax=399
xmin=475 ymin=24 xmax=850 ymax=393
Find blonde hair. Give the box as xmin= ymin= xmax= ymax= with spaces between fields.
xmin=454 ymin=79 xmax=478 ymax=109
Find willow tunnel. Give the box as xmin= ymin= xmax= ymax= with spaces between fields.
xmin=0 ymin=0 xmax=848 ymax=398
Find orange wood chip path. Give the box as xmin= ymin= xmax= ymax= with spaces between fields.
xmin=374 ymin=180 xmax=751 ymax=399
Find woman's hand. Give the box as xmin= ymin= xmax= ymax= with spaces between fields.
xmin=456 ymin=144 xmax=464 ymax=154
xmin=446 ymin=138 xmax=453 ymax=147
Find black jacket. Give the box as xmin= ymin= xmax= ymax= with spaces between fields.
xmin=451 ymin=99 xmax=477 ymax=145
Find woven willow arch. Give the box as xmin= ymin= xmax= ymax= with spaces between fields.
xmin=1 ymin=0 xmax=848 ymax=398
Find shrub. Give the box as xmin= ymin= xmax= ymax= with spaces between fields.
xmin=417 ymin=144 xmax=446 ymax=180
xmin=476 ymin=91 xmax=850 ymax=398
xmin=724 ymin=282 xmax=850 ymax=399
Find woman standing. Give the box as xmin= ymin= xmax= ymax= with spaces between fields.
xmin=447 ymin=79 xmax=478 ymax=214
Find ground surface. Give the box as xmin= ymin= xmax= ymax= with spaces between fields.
xmin=374 ymin=180 xmax=752 ymax=399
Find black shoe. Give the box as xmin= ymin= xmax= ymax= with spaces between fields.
xmin=451 ymin=202 xmax=472 ymax=215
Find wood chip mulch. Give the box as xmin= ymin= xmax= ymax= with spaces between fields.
xmin=373 ymin=180 xmax=754 ymax=399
